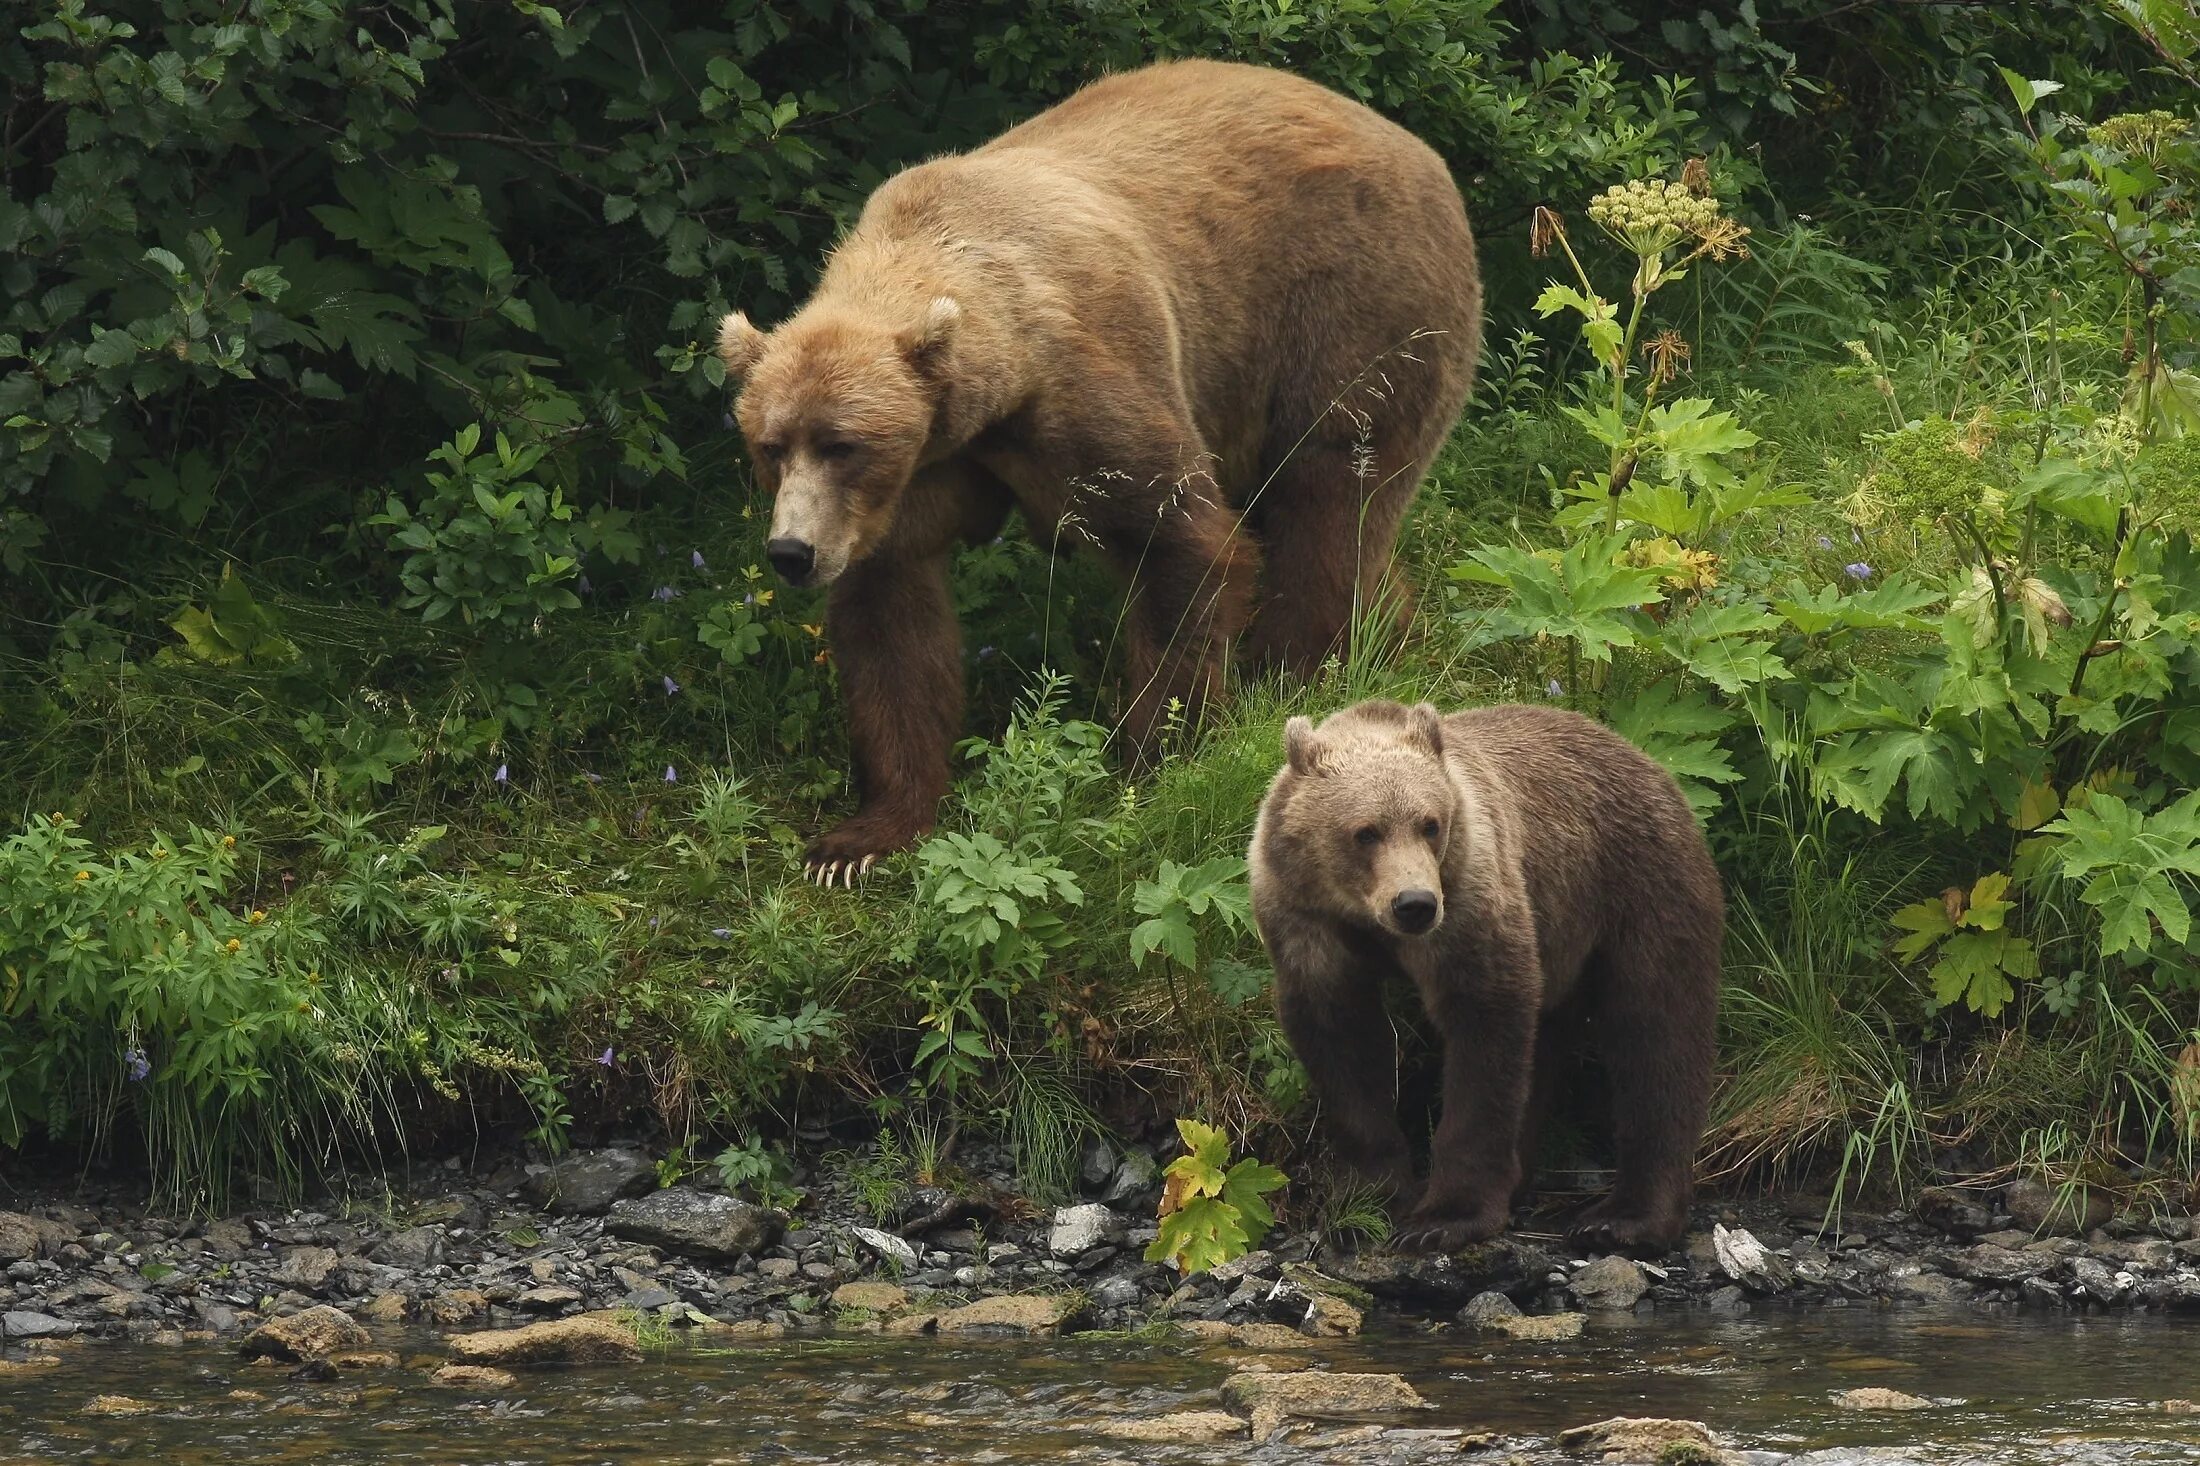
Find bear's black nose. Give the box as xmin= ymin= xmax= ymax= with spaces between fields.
xmin=1391 ymin=888 xmax=1439 ymax=934
xmin=766 ymin=537 xmax=816 ymax=586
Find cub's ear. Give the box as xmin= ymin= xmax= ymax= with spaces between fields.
xmin=715 ymin=311 xmax=767 ymax=383
xmin=899 ymin=295 xmax=962 ymax=373
xmin=1406 ymin=702 xmax=1445 ymax=756
xmin=1284 ymin=715 xmax=1324 ymax=776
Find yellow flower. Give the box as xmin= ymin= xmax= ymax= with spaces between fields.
xmin=813 ymin=648 xmax=832 ymax=666
xmin=248 ymin=909 xmax=267 ymax=924
xmin=152 ymin=848 xmax=169 ymax=860
xmin=225 ymin=938 xmax=242 ymax=954
xmin=802 ymin=622 xmax=823 ymax=638
xmin=74 ymin=870 xmax=89 ymax=881
xmin=221 ymin=835 xmax=236 ymax=849
xmin=756 ymin=589 xmax=773 ymax=606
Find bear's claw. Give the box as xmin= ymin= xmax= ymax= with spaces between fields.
xmin=802 ymin=852 xmax=880 ymax=889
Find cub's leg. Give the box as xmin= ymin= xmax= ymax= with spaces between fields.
xmin=1391 ymin=932 xmax=1541 ymax=1254
xmin=1569 ymin=925 xmax=1720 ymax=1254
xmin=1268 ymin=923 xmax=1417 ymax=1205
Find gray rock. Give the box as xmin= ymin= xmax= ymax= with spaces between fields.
xmin=2004 ymin=1178 xmax=2111 ymax=1237
xmin=1713 ymin=1224 xmax=1793 ymax=1292
xmin=1101 ymin=1149 xmax=1160 ymax=1207
xmin=849 ymin=1226 xmax=919 ymax=1272
xmin=0 ymin=1213 xmax=42 ymax=1264
xmin=605 ymin=1189 xmax=784 ymax=1261
xmin=620 ymin=1286 xmax=675 ymax=1311
xmin=1324 ymin=1238 xmax=1548 ymax=1310
xmin=521 ymin=1148 xmax=659 ymax=1217
xmin=239 ymin=1304 xmax=369 ymax=1362
xmin=1080 ymin=1135 xmax=1118 ymax=1191
xmin=1912 ymin=1186 xmax=1995 ymax=1238
xmin=2020 ymin=1275 xmax=2067 ymax=1308
xmin=190 ymin=1298 xmax=240 ymax=1333
xmin=1047 ymin=1203 xmax=1126 ymax=1259
xmin=2 ymin=1309 xmax=73 ymax=1338
xmin=1882 ymin=1267 xmax=1968 ymax=1305
xmin=755 ymin=1257 xmax=799 ymax=1280
xmin=2071 ymin=1256 xmax=2130 ymax=1305
xmin=1208 ymin=1250 xmax=1275 ymax=1285
xmin=1089 ymin=1275 xmax=1144 ymax=1310
xmin=1456 ymin=1290 xmax=1522 ymax=1327
xmin=276 ymin=1246 xmax=339 ymax=1290
xmin=1935 ymin=1244 xmax=2052 ymax=1284
xmin=1707 ymin=1284 xmax=1751 ymax=1315
xmin=1570 ymin=1254 xmax=1649 ymax=1311
xmin=371 ymin=1226 xmax=444 ymax=1270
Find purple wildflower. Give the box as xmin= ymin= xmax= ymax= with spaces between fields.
xmin=648 ymin=916 xmax=660 ymax=930
xmin=742 ymin=592 xmax=757 ymax=606
xmin=1843 ymin=562 xmax=1874 ymax=582
xmin=663 ymin=675 xmax=681 ymax=696
xmin=577 ymin=574 xmax=592 ymax=595
xmin=493 ymin=763 xmax=509 ymax=784
xmin=722 ymin=412 xmax=736 ymax=431
xmin=652 ymin=585 xmax=680 ymax=602
xmin=596 ymin=1047 xmax=615 ymax=1067
xmin=1545 ymin=678 xmax=1564 ymax=699
xmin=1815 ymin=536 xmax=1833 ymax=550
xmin=977 ymin=645 xmax=996 ymax=660
xmin=124 ymin=1048 xmax=150 ymax=1083
xmin=664 ymin=764 xmax=678 ymax=783
xmin=584 ymin=772 xmax=602 ymax=784
xmin=692 ymin=550 xmax=706 ymax=569
xmin=711 ymin=927 xmax=732 ymax=939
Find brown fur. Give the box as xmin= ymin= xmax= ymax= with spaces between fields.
xmin=717 ymin=59 xmax=1482 ymax=873
xmin=1249 ymin=700 xmax=1724 ymax=1255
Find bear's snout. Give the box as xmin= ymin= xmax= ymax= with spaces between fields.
xmin=1389 ymin=888 xmax=1441 ymax=935
xmin=766 ymin=536 xmax=817 ymax=587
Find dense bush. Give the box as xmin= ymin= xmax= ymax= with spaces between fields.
xmin=2 ymin=1 xmax=2195 ymax=1213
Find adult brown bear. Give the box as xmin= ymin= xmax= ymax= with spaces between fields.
xmin=717 ymin=59 xmax=1482 ymax=882
xmin=1249 ymin=700 xmax=1724 ymax=1254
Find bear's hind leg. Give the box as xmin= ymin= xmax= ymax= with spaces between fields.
xmin=1570 ymin=929 xmax=1720 ymax=1254
xmin=1241 ymin=423 xmax=1435 ymax=678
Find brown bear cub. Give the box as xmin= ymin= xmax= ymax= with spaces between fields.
xmin=716 ymin=59 xmax=1482 ymax=883
xmin=1249 ymin=700 xmax=1723 ymax=1254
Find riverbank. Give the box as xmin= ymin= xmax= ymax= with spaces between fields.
xmin=6 ymin=1142 xmax=2199 ymax=1360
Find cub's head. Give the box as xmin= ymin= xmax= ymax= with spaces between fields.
xmin=1265 ymin=701 xmax=1461 ymax=938
xmin=716 ymin=295 xmax=960 ymax=588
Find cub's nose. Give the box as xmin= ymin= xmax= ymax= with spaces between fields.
xmin=766 ymin=537 xmax=816 ymax=586
xmin=1391 ymin=888 xmax=1440 ymax=934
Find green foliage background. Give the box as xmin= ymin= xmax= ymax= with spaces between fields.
xmin=3 ymin=0 xmax=2196 ymax=1215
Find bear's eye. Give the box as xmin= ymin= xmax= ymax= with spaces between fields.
xmin=1421 ymin=818 xmax=1441 ymax=842
xmin=754 ymin=441 xmax=788 ymax=464
xmin=1354 ymin=825 xmax=1381 ymax=848
xmin=814 ymin=439 xmax=859 ymax=461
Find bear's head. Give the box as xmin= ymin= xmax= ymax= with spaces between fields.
xmin=716 ymin=295 xmax=961 ymax=588
xmin=1271 ymin=701 xmax=1461 ymax=938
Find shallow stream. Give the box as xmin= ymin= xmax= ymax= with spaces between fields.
xmin=5 ymin=1308 xmax=2198 ymax=1464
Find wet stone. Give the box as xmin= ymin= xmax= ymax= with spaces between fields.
xmin=520 ymin=1149 xmax=658 ymax=1217
xmin=239 ymin=1304 xmax=370 ymax=1362
xmin=1571 ymin=1255 xmax=1650 ymax=1311
xmin=604 ymin=1190 xmax=785 ymax=1262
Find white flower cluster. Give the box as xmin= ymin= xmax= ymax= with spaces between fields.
xmin=1587 ymin=178 xmax=1722 ymax=254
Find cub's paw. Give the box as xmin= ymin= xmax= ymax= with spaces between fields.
xmin=1387 ymin=1208 xmax=1506 ymax=1256
xmin=801 ymin=818 xmax=924 ymax=889
xmin=1566 ymin=1202 xmax=1683 ymax=1257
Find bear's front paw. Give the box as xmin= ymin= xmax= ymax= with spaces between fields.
xmin=802 ymin=815 xmax=927 ymax=888
xmin=1387 ymin=1207 xmax=1507 ymax=1256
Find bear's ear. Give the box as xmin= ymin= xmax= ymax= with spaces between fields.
xmin=899 ymin=295 xmax=962 ymax=374
xmin=715 ymin=311 xmax=767 ymax=383
xmin=1284 ymin=716 xmax=1325 ymax=777
xmin=1406 ymin=702 xmax=1445 ymax=757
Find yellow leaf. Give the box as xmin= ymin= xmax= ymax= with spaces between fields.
xmin=2013 ymin=778 xmax=2061 ymax=831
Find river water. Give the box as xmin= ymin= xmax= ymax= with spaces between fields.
xmin=4 ymin=1308 xmax=2197 ymax=1464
